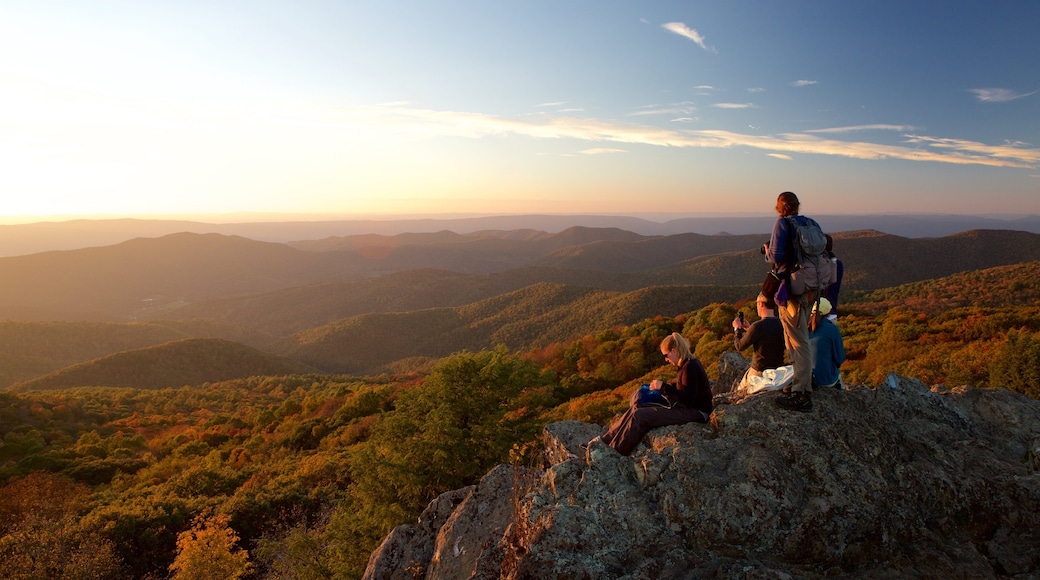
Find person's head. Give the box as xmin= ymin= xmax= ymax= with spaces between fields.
xmin=825 ymin=234 xmax=834 ymax=253
xmin=660 ymin=332 xmax=693 ymax=365
xmin=812 ymin=298 xmax=832 ymax=318
xmin=775 ymin=191 xmax=800 ymax=217
xmin=756 ymin=292 xmax=776 ymax=316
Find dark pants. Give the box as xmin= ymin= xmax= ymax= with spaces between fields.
xmin=601 ymin=405 xmax=707 ymax=456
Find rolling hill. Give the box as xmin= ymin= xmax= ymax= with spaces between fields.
xmin=5 ymin=259 xmax=1040 ymax=389
xmin=0 ymin=319 xmax=268 ymax=389
xmin=8 ymin=338 xmax=316 ymax=392
xmin=2 ymin=227 xmax=1040 ymax=388
xmin=2 ymin=227 xmax=1039 ymax=324
xmin=275 ymin=282 xmax=753 ymax=374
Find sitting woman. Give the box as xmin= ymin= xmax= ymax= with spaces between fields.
xmin=597 ymin=332 xmax=713 ymax=456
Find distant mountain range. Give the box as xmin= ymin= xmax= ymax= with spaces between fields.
xmin=1 ymin=225 xmax=1039 ymax=389
xmin=2 ymin=213 xmax=1039 ymax=257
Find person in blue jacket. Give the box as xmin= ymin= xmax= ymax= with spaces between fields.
xmin=809 ymin=298 xmax=846 ymax=389
xmin=764 ymin=191 xmax=822 ymax=412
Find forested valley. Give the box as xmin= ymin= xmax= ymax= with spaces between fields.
xmin=2 ymin=258 xmax=1040 ymax=578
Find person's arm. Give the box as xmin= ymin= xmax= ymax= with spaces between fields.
xmin=734 ymin=322 xmax=756 ymax=351
xmin=766 ymin=218 xmax=788 ymax=267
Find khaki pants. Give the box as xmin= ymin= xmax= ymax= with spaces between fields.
xmin=778 ymin=292 xmax=813 ymax=393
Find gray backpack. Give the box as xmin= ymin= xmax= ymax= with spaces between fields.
xmin=785 ymin=216 xmax=837 ymax=295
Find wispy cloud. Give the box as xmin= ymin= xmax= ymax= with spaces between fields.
xmin=662 ymin=22 xmax=715 ymax=53
xmin=694 ymin=85 xmax=717 ymax=91
xmin=630 ymin=102 xmax=696 ymax=117
xmin=747 ymin=88 xmax=765 ymax=93
xmin=791 ymin=80 xmax=817 ymax=87
xmin=343 ymin=103 xmax=1040 ymax=169
xmin=970 ymin=88 xmax=1037 ymax=103
xmin=537 ymin=101 xmax=567 ymax=108
xmin=806 ymin=124 xmax=916 ymax=134
xmin=767 ymin=153 xmax=793 ymax=160
xmin=580 ymin=148 xmax=626 ymax=155
xmin=712 ymin=103 xmax=756 ymax=109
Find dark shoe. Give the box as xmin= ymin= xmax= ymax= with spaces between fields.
xmin=776 ymin=390 xmax=813 ymax=412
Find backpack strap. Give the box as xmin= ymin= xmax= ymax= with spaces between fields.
xmin=783 ymin=216 xmax=798 ymax=269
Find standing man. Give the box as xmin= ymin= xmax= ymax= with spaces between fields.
xmin=764 ymin=191 xmax=821 ymax=412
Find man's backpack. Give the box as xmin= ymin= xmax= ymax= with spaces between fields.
xmin=785 ymin=216 xmax=837 ymax=296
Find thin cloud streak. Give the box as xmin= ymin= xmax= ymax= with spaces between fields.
xmin=807 ymin=124 xmax=916 ymax=134
xmin=791 ymin=80 xmax=818 ymax=87
xmin=345 ymin=104 xmax=1040 ymax=169
xmin=712 ymin=103 xmax=756 ymax=109
xmin=662 ymin=22 xmax=715 ymax=53
xmin=630 ymin=103 xmax=696 ymax=117
xmin=970 ymin=88 xmax=1037 ymax=102
xmin=580 ymin=148 xmax=626 ymax=155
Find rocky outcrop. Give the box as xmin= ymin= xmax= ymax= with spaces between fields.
xmin=363 ymin=372 xmax=1040 ymax=579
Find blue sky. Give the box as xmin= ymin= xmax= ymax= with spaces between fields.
xmin=1 ymin=1 xmax=1037 ymax=222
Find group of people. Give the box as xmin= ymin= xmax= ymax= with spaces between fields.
xmin=593 ymin=191 xmax=845 ymax=456
xmin=735 ymin=191 xmax=846 ymax=410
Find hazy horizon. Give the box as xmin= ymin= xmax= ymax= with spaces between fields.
xmin=2 ymin=210 xmax=1040 ymax=228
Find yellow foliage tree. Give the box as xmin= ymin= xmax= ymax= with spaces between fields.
xmin=169 ymin=512 xmax=251 ymax=580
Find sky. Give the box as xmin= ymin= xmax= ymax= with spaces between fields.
xmin=1 ymin=1 xmax=1038 ymax=223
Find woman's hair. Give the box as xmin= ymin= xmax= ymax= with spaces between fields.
xmin=775 ymin=191 xmax=800 ymax=216
xmin=661 ymin=332 xmax=694 ymax=361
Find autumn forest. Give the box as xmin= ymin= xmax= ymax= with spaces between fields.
xmin=1 ymin=226 xmax=1039 ymax=578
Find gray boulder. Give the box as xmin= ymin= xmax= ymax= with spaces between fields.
xmin=363 ymin=372 xmax=1040 ymax=579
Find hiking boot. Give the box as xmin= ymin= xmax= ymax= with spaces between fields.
xmin=776 ymin=390 xmax=813 ymax=412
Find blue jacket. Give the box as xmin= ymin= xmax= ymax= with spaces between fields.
xmin=810 ymin=318 xmax=846 ymax=386
xmin=766 ymin=214 xmax=821 ymax=274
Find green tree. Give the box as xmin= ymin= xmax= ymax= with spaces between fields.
xmin=989 ymin=329 xmax=1040 ymax=398
xmin=333 ymin=346 xmax=553 ymax=577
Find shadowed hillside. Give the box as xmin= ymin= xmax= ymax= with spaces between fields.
xmin=0 ymin=319 xmax=268 ymax=389
xmin=8 ymin=338 xmax=316 ymax=391
xmin=140 ymin=229 xmax=1040 ymax=340
xmin=277 ymin=283 xmax=751 ymax=374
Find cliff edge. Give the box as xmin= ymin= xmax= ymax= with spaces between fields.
xmin=363 ymin=373 xmax=1040 ymax=579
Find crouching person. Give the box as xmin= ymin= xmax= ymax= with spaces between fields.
xmin=596 ymin=332 xmax=713 ymax=456
xmin=810 ymin=298 xmax=846 ymax=389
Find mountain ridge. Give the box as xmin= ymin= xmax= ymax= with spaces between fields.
xmin=3 ymin=214 xmax=1040 ymax=257
xmin=2 ymin=228 xmax=1039 ymax=323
